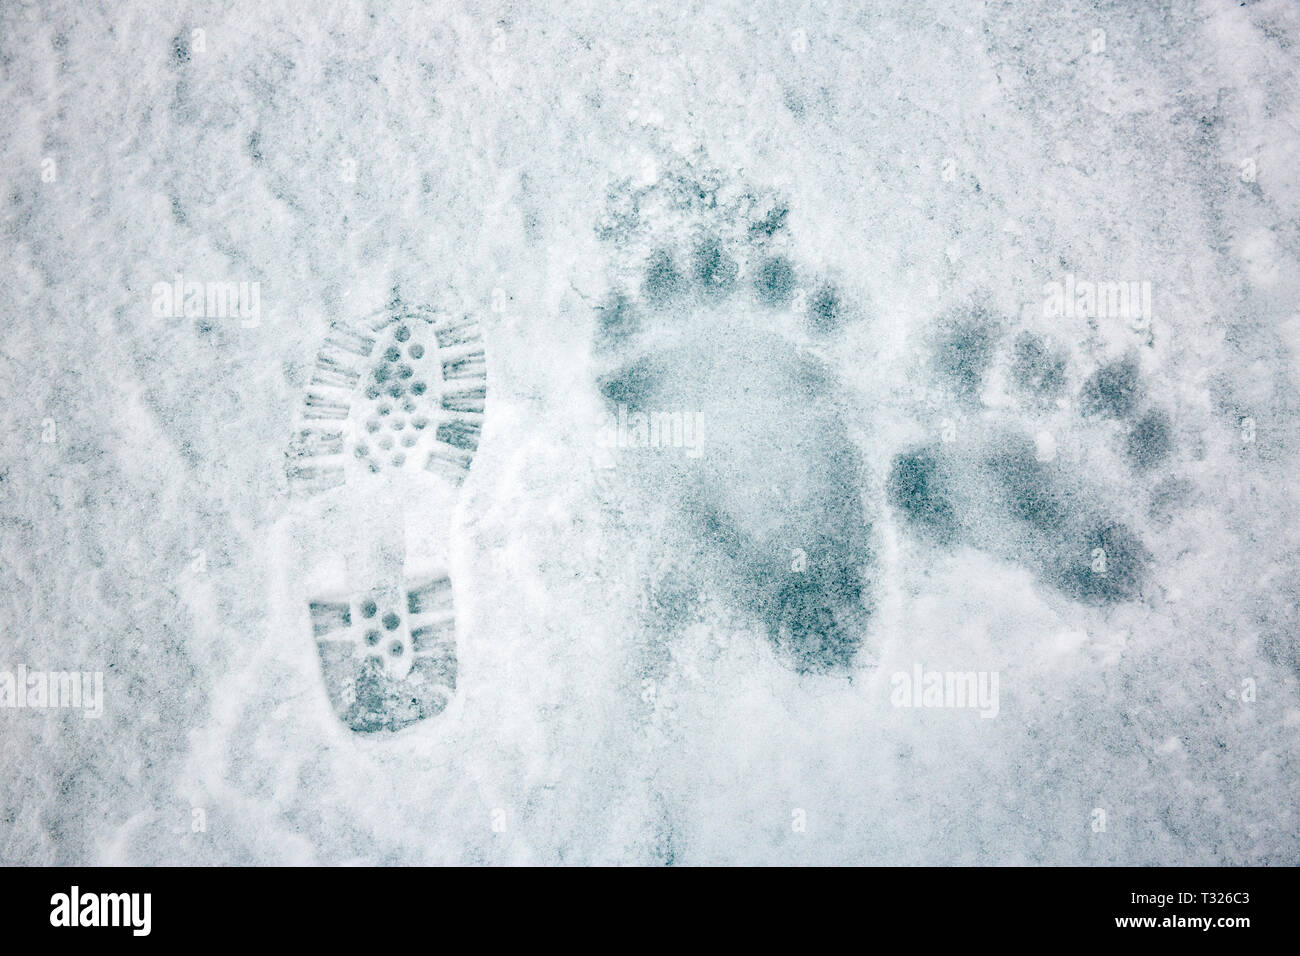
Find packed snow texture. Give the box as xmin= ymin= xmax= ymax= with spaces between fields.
xmin=1 ymin=0 xmax=1298 ymax=864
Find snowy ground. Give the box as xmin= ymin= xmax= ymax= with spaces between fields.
xmin=1 ymin=0 xmax=1298 ymax=865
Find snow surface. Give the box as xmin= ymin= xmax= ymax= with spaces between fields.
xmin=1 ymin=0 xmax=1298 ymax=864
